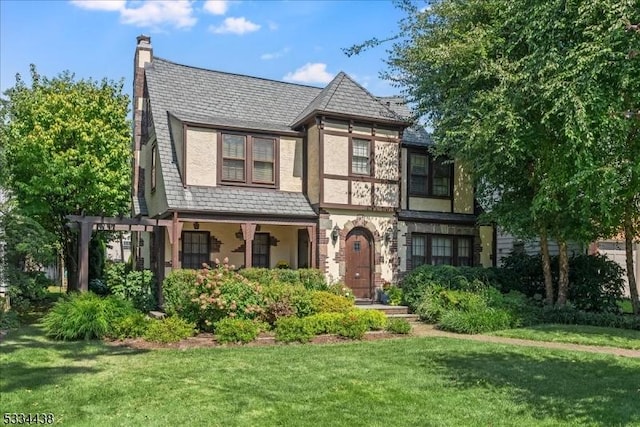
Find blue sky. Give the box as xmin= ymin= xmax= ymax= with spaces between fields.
xmin=1 ymin=0 xmax=411 ymax=102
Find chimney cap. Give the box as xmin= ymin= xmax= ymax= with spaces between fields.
xmin=137 ymin=34 xmax=151 ymax=45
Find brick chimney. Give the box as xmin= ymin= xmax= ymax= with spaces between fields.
xmin=132 ymin=35 xmax=153 ymax=212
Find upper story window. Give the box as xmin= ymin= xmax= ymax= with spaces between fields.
xmin=409 ymin=153 xmax=453 ymax=197
xmin=220 ymin=133 xmax=277 ymax=187
xmin=352 ymin=138 xmax=371 ymax=175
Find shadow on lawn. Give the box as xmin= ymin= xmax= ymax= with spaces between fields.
xmin=430 ymin=349 xmax=640 ymax=425
xmin=1 ymin=324 xmax=148 ymax=393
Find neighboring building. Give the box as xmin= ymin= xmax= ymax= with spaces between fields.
xmin=106 ymin=233 xmax=132 ymax=263
xmin=594 ymin=236 xmax=639 ymax=298
xmin=495 ymin=230 xmax=586 ymax=266
xmin=131 ymin=36 xmax=494 ymax=301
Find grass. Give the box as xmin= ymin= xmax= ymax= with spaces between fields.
xmin=1 ymin=324 xmax=639 ymax=427
xmin=492 ymin=324 xmax=640 ymax=350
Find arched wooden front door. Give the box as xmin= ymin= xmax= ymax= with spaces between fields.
xmin=345 ymin=228 xmax=373 ymax=299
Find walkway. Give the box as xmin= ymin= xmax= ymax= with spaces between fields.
xmin=411 ymin=323 xmax=640 ymax=358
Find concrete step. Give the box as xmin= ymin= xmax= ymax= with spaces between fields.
xmin=386 ymin=314 xmax=420 ymax=323
xmin=354 ymin=304 xmax=409 ymax=315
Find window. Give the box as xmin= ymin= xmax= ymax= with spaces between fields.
xmin=409 ymin=153 xmax=453 ymax=197
xmin=252 ymin=233 xmax=270 ymax=268
xmin=220 ymin=133 xmax=276 ymax=186
xmin=411 ymin=234 xmax=473 ymax=268
xmin=151 ymin=144 xmax=157 ymax=192
xmin=181 ymin=231 xmax=210 ymax=269
xmin=352 ymin=139 xmax=371 ymax=175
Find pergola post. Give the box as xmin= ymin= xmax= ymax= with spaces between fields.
xmin=78 ymin=221 xmax=93 ymax=292
xmin=241 ymin=223 xmax=257 ymax=268
xmin=170 ymin=212 xmax=183 ymax=270
xmin=307 ymin=225 xmax=317 ymax=268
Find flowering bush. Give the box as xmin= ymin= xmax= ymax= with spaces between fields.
xmin=326 ymin=282 xmax=355 ymax=301
xmin=193 ymin=259 xmax=265 ymax=330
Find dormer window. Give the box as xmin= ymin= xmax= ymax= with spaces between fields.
xmin=220 ymin=133 xmax=277 ymax=187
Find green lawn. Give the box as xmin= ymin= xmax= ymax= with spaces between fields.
xmin=491 ymin=324 xmax=640 ymax=350
xmin=2 ymin=324 xmax=639 ymax=426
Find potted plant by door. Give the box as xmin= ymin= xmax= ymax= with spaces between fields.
xmin=379 ymin=282 xmax=403 ymax=306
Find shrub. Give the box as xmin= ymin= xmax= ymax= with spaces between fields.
xmin=310 ymin=291 xmax=353 ymax=314
xmin=7 ymin=270 xmax=53 ymax=311
xmin=143 ymin=316 xmax=195 ymax=343
xmin=500 ymin=253 xmax=625 ymax=313
xmin=304 ymin=312 xmax=343 ymax=335
xmin=401 ymin=265 xmax=492 ymax=310
xmin=352 ymin=309 xmax=388 ymax=330
xmin=109 ymin=312 xmax=151 ymax=339
xmin=275 ymin=316 xmax=315 ymax=343
xmin=438 ymin=307 xmax=514 ymax=334
xmin=162 ymin=269 xmax=199 ymax=322
xmin=326 ymin=282 xmax=355 ymax=301
xmin=43 ymin=293 xmax=136 ymax=340
xmin=337 ymin=311 xmax=369 ymax=339
xmin=298 ymin=269 xmax=328 ymax=291
xmin=415 ymin=288 xmax=488 ymax=323
xmin=89 ymin=279 xmax=109 ymax=296
xmin=386 ymin=318 xmax=411 ymax=334
xmin=262 ymin=283 xmax=314 ymax=323
xmin=104 ymin=262 xmax=156 ymax=312
xmin=0 ymin=310 xmax=20 ymax=330
xmin=384 ymin=286 xmax=403 ymax=306
xmin=537 ymin=305 xmax=640 ymax=331
xmin=215 ymin=318 xmax=262 ymax=344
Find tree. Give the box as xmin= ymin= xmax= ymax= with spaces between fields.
xmin=347 ymin=0 xmax=639 ymax=307
xmin=0 ymin=65 xmax=131 ymax=291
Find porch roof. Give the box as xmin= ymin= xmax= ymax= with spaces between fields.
xmin=168 ymin=185 xmax=318 ymax=218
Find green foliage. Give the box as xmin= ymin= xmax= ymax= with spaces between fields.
xmin=326 ymin=282 xmax=355 ymax=301
xmin=386 ymin=318 xmax=411 ymax=334
xmin=262 ymin=282 xmax=314 ymax=322
xmin=500 ymin=253 xmax=625 ymax=313
xmin=104 ymin=262 xmax=156 ymax=312
xmin=143 ymin=317 xmax=195 ymax=343
xmin=238 ymin=268 xmax=328 ymax=290
xmin=383 ymin=286 xmax=403 ymax=306
xmin=109 ymin=312 xmax=151 ymax=339
xmin=438 ymin=307 xmax=514 ymax=335
xmin=275 ymin=316 xmax=315 ymax=343
xmin=303 ymin=312 xmax=344 ymax=335
xmin=43 ymin=292 xmax=136 ymax=340
xmin=538 ymin=305 xmax=640 ymax=331
xmin=0 ymin=310 xmax=20 ymax=330
xmin=214 ymin=318 xmax=262 ymax=344
xmin=401 ymin=265 xmax=493 ymax=310
xmin=310 ymin=291 xmax=353 ymax=314
xmin=7 ymin=270 xmax=52 ymax=310
xmin=89 ymin=279 xmax=109 ymax=296
xmin=162 ymin=269 xmax=198 ymax=321
xmin=350 ymin=309 xmax=387 ymax=331
xmin=336 ymin=311 xmax=369 ymax=340
xmin=415 ymin=287 xmax=489 ymax=323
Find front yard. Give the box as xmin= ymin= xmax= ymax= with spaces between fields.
xmin=2 ymin=324 xmax=639 ymax=426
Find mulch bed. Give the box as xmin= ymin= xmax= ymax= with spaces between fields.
xmin=106 ymin=330 xmax=410 ymax=350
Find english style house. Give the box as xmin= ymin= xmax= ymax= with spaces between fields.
xmin=131 ymin=36 xmax=495 ymax=301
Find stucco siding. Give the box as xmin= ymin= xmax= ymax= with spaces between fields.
xmin=323 ymin=134 xmax=349 ymax=176
xmin=374 ymin=141 xmax=399 ymax=180
xmin=351 ymin=181 xmax=372 ymax=206
xmin=374 ymin=183 xmax=399 ymax=208
xmin=185 ymin=127 xmax=217 ymax=187
xmin=323 ymin=179 xmax=349 ymax=204
xmin=408 ymin=197 xmax=450 ymax=212
xmin=307 ymin=124 xmax=320 ymax=204
xmin=479 ymin=225 xmax=494 ymax=267
xmin=279 ymin=136 xmax=303 ymax=192
xmin=143 ymin=141 xmax=169 ymax=217
xmin=453 ymin=161 xmax=474 ymax=214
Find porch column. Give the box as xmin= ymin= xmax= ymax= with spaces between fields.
xmin=170 ymin=212 xmax=183 ymax=270
xmin=307 ymin=225 xmax=317 ymax=269
xmin=154 ymin=225 xmax=164 ymax=307
xmin=241 ymin=223 xmax=257 ymax=268
xmin=78 ymin=221 xmax=92 ymax=292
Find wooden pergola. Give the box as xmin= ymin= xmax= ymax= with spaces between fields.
xmin=66 ymin=215 xmax=175 ymax=297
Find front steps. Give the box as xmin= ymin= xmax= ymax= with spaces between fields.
xmin=354 ymin=303 xmax=420 ymax=323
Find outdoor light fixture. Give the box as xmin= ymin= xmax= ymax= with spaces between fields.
xmin=331 ymin=225 xmax=340 ymax=245
xmin=193 ymin=222 xmax=200 ymax=230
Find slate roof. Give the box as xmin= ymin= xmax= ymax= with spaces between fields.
xmin=291 ymin=72 xmax=407 ymax=128
xmin=143 ymin=57 xmax=409 ymax=217
xmin=377 ymin=96 xmax=433 ymax=147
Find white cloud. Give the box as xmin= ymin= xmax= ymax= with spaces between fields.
xmin=260 ymin=47 xmax=290 ymax=60
xmin=70 ymin=0 xmax=125 ymax=11
xmin=120 ymin=1 xmax=196 ymax=29
xmin=70 ymin=0 xmax=197 ymax=29
xmin=283 ymin=63 xmax=334 ymax=84
xmin=203 ymin=0 xmax=228 ymax=15
xmin=209 ymin=17 xmax=260 ymax=34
